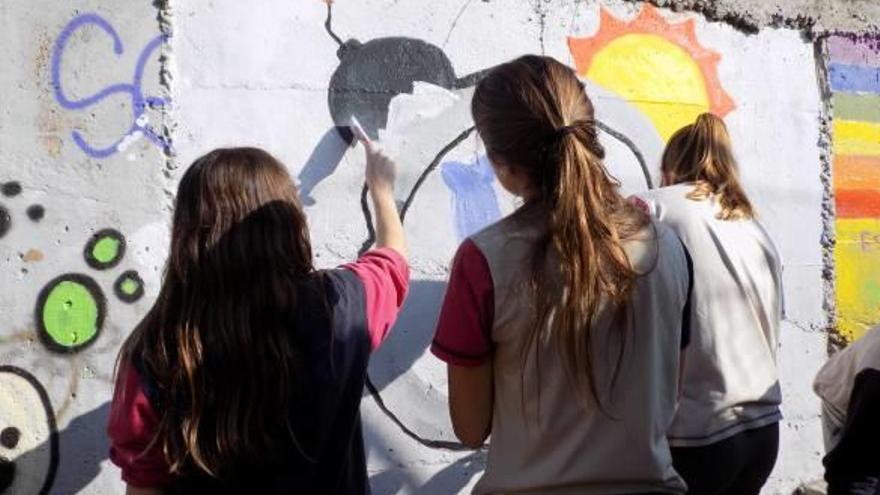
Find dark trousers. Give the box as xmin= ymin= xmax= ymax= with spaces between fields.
xmin=671 ymin=422 xmax=779 ymax=495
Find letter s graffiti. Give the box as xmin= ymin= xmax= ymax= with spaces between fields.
xmin=50 ymin=13 xmax=170 ymax=158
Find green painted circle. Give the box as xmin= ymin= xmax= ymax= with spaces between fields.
xmin=91 ymin=236 xmax=121 ymax=264
xmin=84 ymin=229 xmax=126 ymax=270
xmin=120 ymin=277 xmax=140 ymax=295
xmin=41 ymin=280 xmax=100 ymax=348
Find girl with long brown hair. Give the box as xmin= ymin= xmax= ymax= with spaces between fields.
xmin=108 ymin=142 xmax=408 ymax=494
xmin=634 ymin=113 xmax=783 ymax=494
xmin=431 ymin=55 xmax=693 ymax=493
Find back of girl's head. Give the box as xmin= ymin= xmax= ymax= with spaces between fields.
xmin=473 ymin=55 xmax=649 ymax=411
xmin=120 ymin=147 xmax=313 ymax=477
xmin=472 ymin=55 xmax=606 ymax=192
xmin=170 ymin=147 xmax=312 ymax=280
xmin=662 ymin=113 xmax=755 ymax=220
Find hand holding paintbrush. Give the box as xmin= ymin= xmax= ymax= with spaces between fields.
xmin=351 ymin=116 xmax=407 ymax=258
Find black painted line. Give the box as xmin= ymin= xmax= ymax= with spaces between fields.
xmin=324 ymin=2 xmax=344 ymax=48
xmin=365 ymin=376 xmax=476 ymax=451
xmin=595 ymin=120 xmax=654 ymax=190
xmin=357 ymin=183 xmax=376 ymax=256
xmin=399 ymin=126 xmax=476 ymax=221
xmin=452 ymin=68 xmax=493 ymax=90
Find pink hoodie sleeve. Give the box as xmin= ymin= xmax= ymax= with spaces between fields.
xmin=107 ymin=364 xmax=173 ymax=488
xmin=343 ymin=248 xmax=410 ymax=351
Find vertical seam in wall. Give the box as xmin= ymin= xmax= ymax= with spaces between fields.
xmin=813 ymin=35 xmax=841 ymax=355
xmin=156 ymin=0 xmax=177 ymax=214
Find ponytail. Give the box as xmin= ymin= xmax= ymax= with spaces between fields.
xmin=531 ymin=122 xmax=648 ymax=411
xmin=472 ymin=55 xmax=651 ymax=413
xmin=663 ymin=113 xmax=755 ymax=220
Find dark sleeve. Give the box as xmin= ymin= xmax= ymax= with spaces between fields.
xmin=431 ymin=239 xmax=494 ymax=366
xmin=680 ymin=240 xmax=693 ymax=350
xmin=824 ymin=368 xmax=880 ymax=494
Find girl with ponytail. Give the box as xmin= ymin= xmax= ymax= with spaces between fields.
xmin=431 ymin=55 xmax=692 ymax=494
xmin=635 ymin=113 xmax=783 ymax=494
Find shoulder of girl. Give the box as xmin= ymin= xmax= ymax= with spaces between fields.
xmin=627 ymin=195 xmax=656 ymax=216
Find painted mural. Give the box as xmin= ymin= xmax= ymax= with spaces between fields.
xmin=299 ymin=2 xmax=734 ymax=459
xmin=0 ymin=0 xmax=853 ymax=493
xmin=830 ymin=34 xmax=880 ymax=342
xmin=569 ymin=6 xmax=734 ymax=142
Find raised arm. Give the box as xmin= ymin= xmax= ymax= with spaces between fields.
xmin=353 ymin=122 xmax=407 ymax=259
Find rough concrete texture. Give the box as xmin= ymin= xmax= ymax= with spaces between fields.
xmin=0 ymin=0 xmax=876 ymax=493
xmin=633 ymin=0 xmax=880 ymax=35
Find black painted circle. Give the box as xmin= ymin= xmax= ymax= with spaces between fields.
xmin=0 ymin=205 xmax=9 ymax=239
xmin=34 ymin=273 xmax=106 ymax=354
xmin=1 ymin=182 xmax=21 ymax=197
xmin=113 ymin=270 xmax=145 ymax=303
xmin=83 ymin=228 xmax=126 ymax=270
xmin=0 ymin=427 xmax=20 ymax=449
xmin=328 ymin=37 xmax=457 ymax=140
xmin=26 ymin=205 xmax=45 ymax=222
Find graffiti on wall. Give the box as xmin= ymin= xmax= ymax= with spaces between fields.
xmin=0 ymin=182 xmax=143 ymax=492
xmin=0 ymin=366 xmax=59 ymax=495
xmin=51 ymin=13 xmax=170 ymax=158
xmin=31 ymin=228 xmax=143 ymax=355
xmin=830 ymin=34 xmax=880 ymax=341
xmin=0 ymin=9 xmax=168 ymax=492
xmin=1 ymin=181 xmax=46 ymax=240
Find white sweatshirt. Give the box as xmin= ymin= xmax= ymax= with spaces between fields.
xmin=635 ymin=184 xmax=784 ymax=447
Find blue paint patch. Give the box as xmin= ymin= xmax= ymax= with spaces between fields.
xmin=51 ymin=13 xmax=170 ymax=158
xmin=440 ymin=156 xmax=501 ymax=241
xmin=829 ymin=63 xmax=880 ymax=94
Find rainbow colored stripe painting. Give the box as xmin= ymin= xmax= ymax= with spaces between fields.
xmin=830 ymin=35 xmax=880 ymax=341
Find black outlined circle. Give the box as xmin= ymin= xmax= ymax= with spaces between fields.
xmin=83 ymin=228 xmax=126 ymax=270
xmin=34 ymin=273 xmax=106 ymax=354
xmin=0 ymin=366 xmax=59 ymax=495
xmin=114 ymin=270 xmax=145 ymax=303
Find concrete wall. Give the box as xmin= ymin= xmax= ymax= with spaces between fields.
xmin=0 ymin=1 xmax=875 ymax=493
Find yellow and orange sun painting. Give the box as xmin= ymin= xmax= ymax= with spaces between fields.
xmin=568 ymin=5 xmax=735 ymax=141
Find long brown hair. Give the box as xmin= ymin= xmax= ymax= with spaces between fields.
xmin=117 ymin=147 xmax=314 ymax=477
xmin=472 ymin=55 xmax=650 ymax=410
xmin=662 ymin=112 xmax=755 ymax=220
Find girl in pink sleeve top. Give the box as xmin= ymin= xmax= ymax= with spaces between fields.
xmin=108 ymin=144 xmax=408 ymax=495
